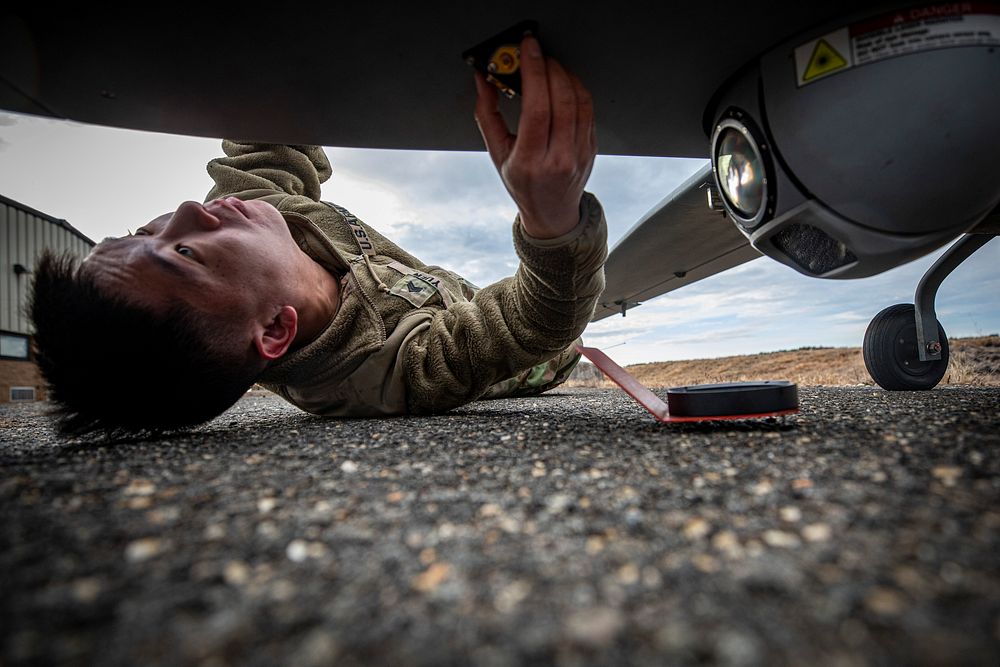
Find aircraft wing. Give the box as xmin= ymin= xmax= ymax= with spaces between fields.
xmin=591 ymin=164 xmax=762 ymax=321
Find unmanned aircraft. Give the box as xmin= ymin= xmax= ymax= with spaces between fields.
xmin=2 ymin=2 xmax=997 ymax=390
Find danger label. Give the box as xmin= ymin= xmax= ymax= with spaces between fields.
xmin=795 ymin=3 xmax=1000 ymax=86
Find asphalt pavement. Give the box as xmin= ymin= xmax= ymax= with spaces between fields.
xmin=2 ymin=386 xmax=999 ymax=666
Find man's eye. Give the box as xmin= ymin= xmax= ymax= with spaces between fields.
xmin=176 ymin=245 xmax=195 ymax=258
xmin=134 ymin=229 xmax=150 ymax=236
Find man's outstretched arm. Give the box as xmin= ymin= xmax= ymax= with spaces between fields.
xmin=401 ymin=36 xmax=607 ymax=412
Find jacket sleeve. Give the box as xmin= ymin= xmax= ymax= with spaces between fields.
xmin=204 ymin=141 xmax=332 ymax=202
xmin=402 ymin=192 xmax=608 ymax=413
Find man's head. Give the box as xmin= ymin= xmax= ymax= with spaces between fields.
xmin=30 ymin=197 xmax=310 ymax=436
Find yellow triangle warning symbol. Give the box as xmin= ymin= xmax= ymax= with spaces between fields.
xmin=803 ymin=39 xmax=848 ymax=82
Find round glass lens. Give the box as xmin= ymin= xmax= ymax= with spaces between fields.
xmin=716 ymin=128 xmax=764 ymax=218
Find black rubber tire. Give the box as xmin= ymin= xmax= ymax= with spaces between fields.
xmin=863 ymin=304 xmax=949 ymax=390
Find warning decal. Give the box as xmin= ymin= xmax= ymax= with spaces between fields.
xmin=795 ymin=3 xmax=1000 ymax=86
xmin=802 ymin=37 xmax=851 ymax=81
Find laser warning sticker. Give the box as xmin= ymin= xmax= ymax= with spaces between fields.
xmin=795 ymin=3 xmax=1000 ymax=87
xmin=798 ymin=31 xmax=852 ymax=84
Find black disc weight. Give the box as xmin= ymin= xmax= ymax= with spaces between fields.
xmin=666 ymin=381 xmax=798 ymax=417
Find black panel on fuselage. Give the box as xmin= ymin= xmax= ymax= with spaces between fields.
xmin=1 ymin=3 xmax=881 ymax=156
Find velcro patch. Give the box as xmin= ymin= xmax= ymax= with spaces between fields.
xmin=389 ymin=276 xmax=438 ymax=307
xmin=387 ymin=261 xmax=455 ymax=307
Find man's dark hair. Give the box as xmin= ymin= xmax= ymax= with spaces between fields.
xmin=29 ymin=250 xmax=264 ymax=437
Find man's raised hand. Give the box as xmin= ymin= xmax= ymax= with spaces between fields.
xmin=474 ymin=36 xmax=597 ymax=240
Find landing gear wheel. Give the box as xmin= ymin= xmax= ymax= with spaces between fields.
xmin=863 ymin=304 xmax=949 ymax=390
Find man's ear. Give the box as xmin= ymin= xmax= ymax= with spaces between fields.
xmin=254 ymin=305 xmax=299 ymax=361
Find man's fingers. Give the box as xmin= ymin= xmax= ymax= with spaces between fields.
xmin=468 ymin=36 xmax=598 ymax=241
xmin=546 ymin=59 xmax=579 ymax=157
xmin=570 ymin=72 xmax=597 ymax=163
xmin=515 ymin=35 xmax=550 ymax=157
xmin=473 ymin=71 xmax=511 ymax=169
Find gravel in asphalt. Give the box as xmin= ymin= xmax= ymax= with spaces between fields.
xmin=2 ymin=386 xmax=999 ymax=666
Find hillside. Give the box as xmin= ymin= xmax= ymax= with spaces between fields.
xmin=569 ymin=335 xmax=1000 ymax=388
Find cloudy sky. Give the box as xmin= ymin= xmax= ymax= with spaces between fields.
xmin=2 ymin=111 xmax=998 ymax=365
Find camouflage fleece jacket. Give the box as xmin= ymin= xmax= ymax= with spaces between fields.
xmin=204 ymin=141 xmax=607 ymax=417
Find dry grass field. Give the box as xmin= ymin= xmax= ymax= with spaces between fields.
xmin=569 ymin=335 xmax=1000 ymax=388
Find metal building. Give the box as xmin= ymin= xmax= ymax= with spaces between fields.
xmin=1 ymin=194 xmax=94 ymax=403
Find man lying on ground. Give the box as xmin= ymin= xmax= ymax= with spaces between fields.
xmin=29 ymin=37 xmax=607 ymax=436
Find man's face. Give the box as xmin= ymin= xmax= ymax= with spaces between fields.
xmin=84 ymin=198 xmax=304 ymax=324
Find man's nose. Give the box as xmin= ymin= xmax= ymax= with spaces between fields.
xmin=169 ymin=201 xmax=221 ymax=233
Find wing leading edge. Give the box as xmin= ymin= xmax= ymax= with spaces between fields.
xmin=591 ymin=164 xmax=762 ymax=322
